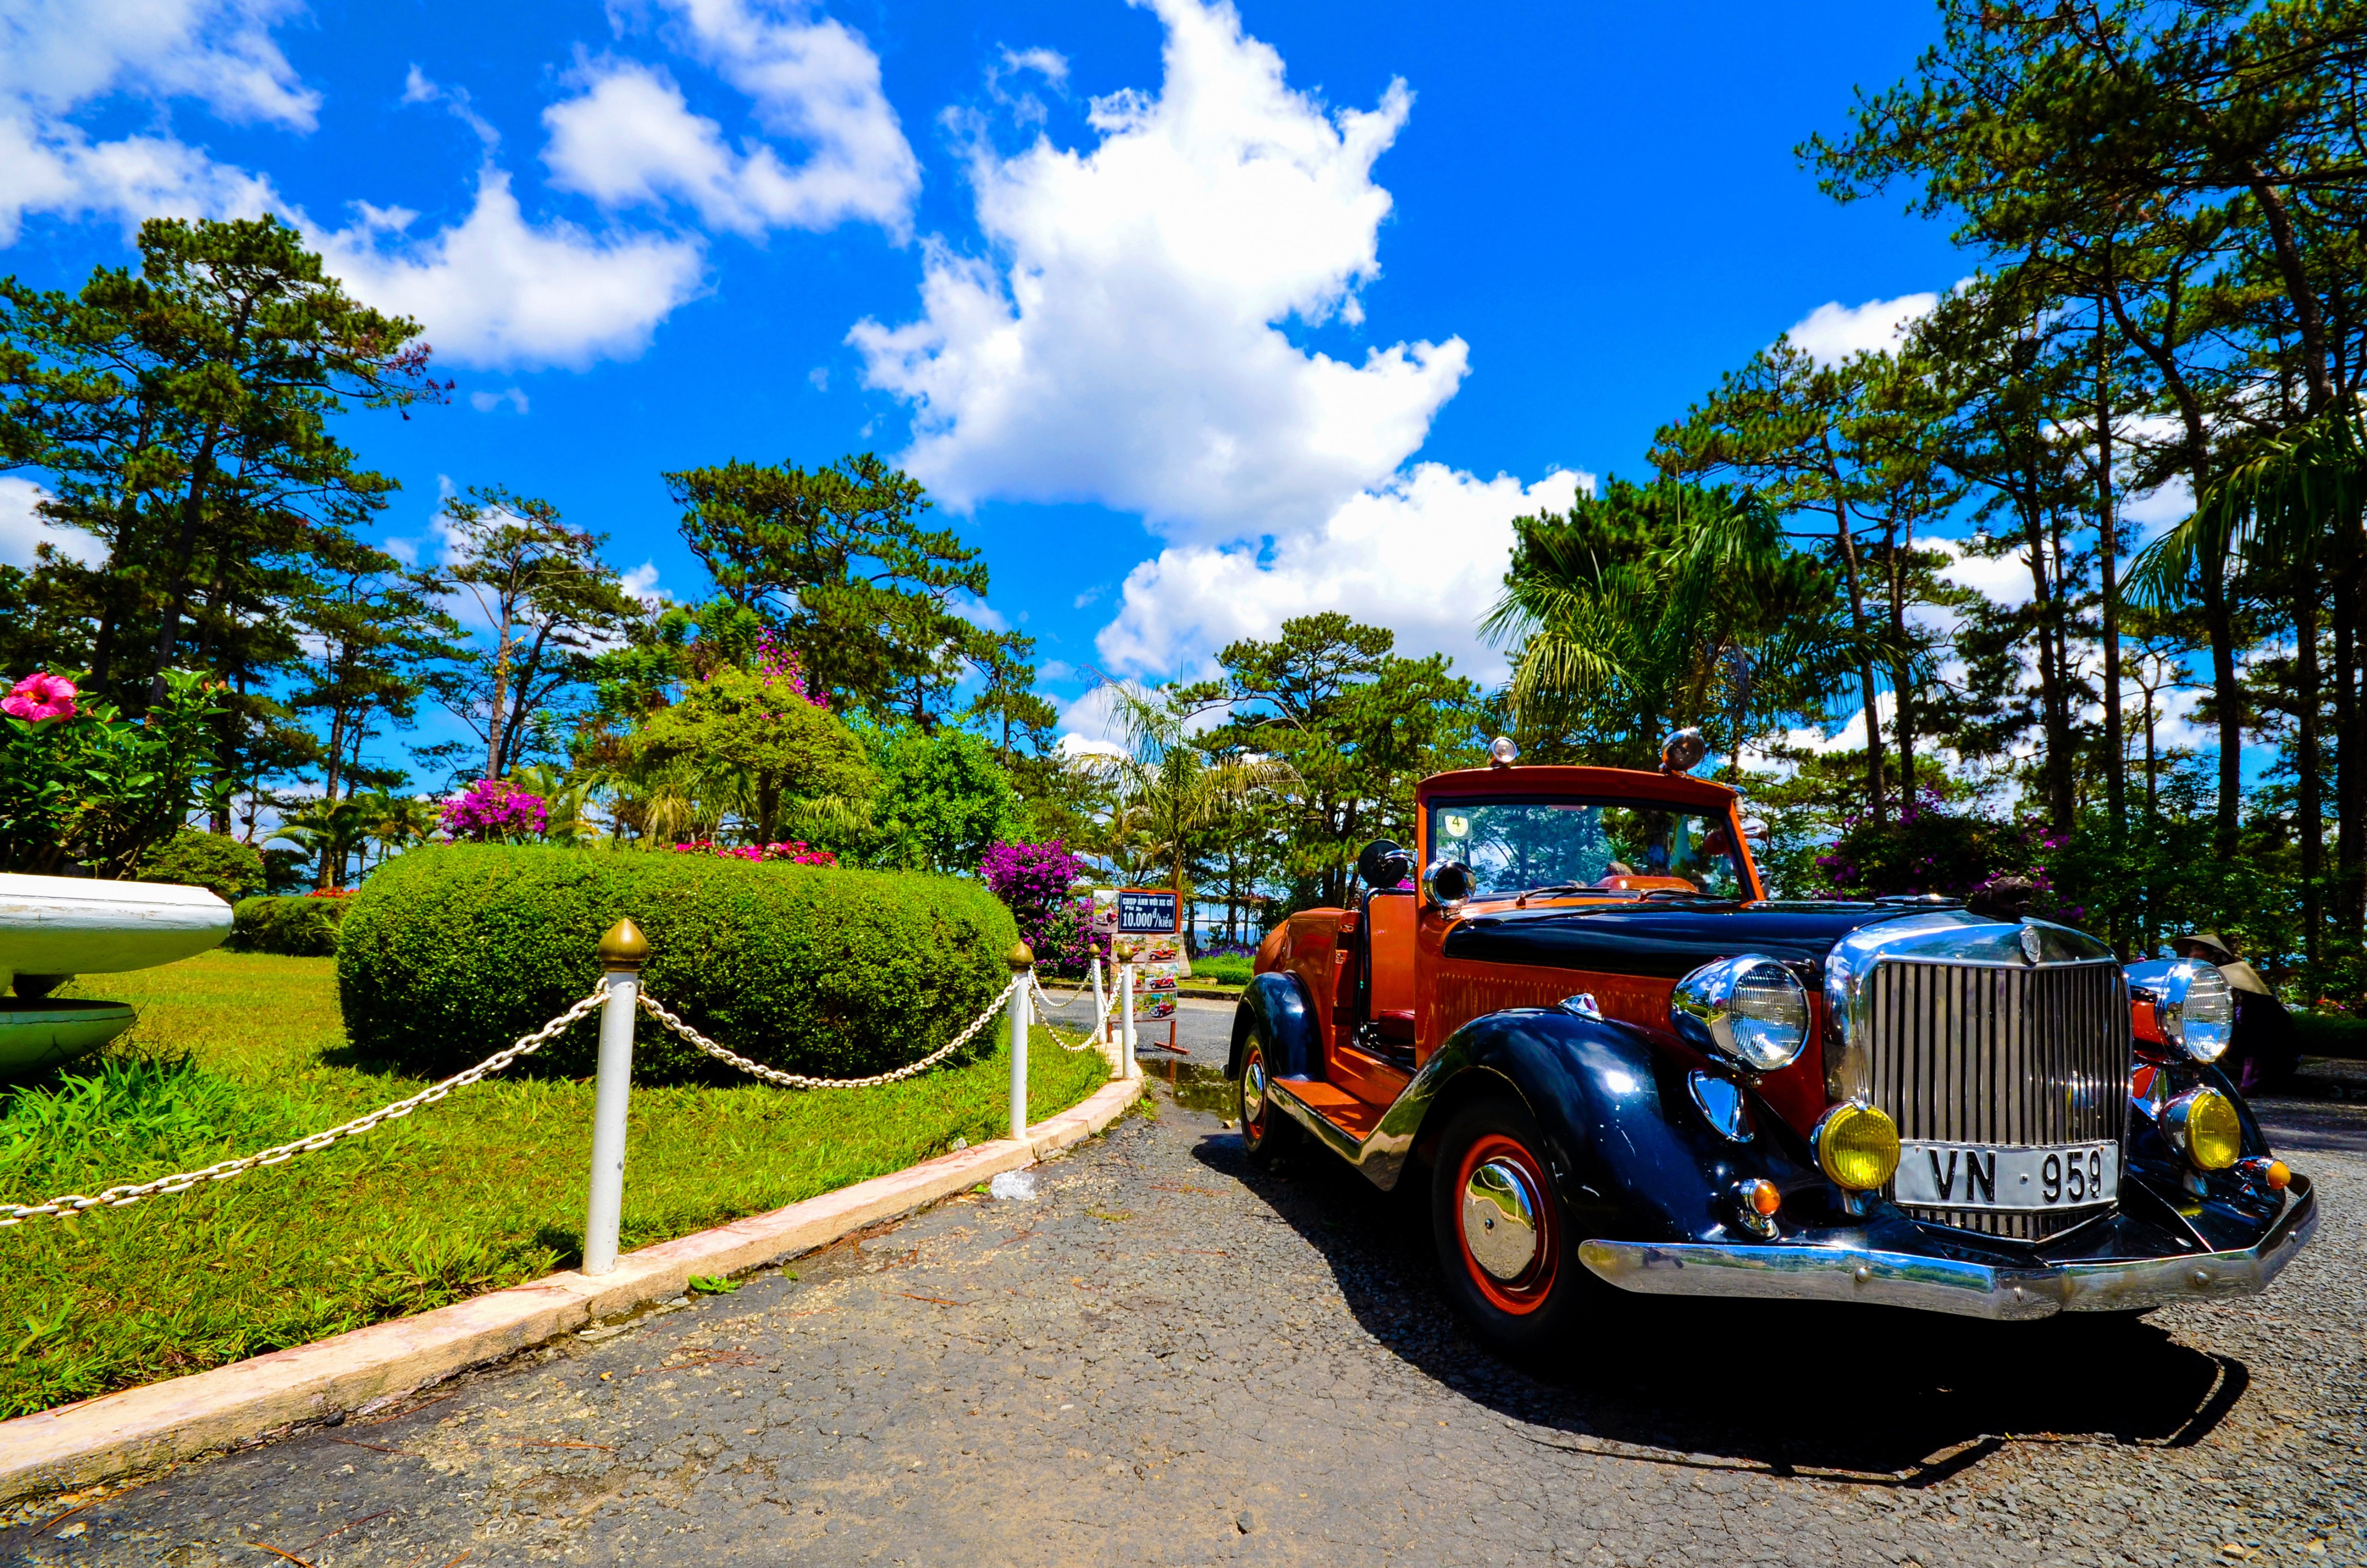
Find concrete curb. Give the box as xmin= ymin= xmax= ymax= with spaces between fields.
xmin=0 ymin=1073 xmax=1147 ymax=1506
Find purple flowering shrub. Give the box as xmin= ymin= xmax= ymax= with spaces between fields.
xmin=441 ymin=779 xmax=548 ymax=843
xmin=1808 ymin=793 xmax=2065 ymax=913
xmin=755 ymin=629 xmax=826 ymax=710
xmin=980 ymin=838 xmax=1103 ymax=973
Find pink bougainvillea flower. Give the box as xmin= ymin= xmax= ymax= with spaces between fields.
xmin=2 ymin=671 xmax=78 ymax=722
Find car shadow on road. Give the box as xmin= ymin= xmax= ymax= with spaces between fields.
xmin=1189 ymin=1125 xmax=2249 ymax=1489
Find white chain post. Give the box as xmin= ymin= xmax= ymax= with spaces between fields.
xmin=1120 ymin=959 xmax=1138 ymax=1079
xmin=583 ymin=917 xmax=648 ymax=1277
xmin=1006 ymin=943 xmax=1033 ymax=1142
xmin=1090 ymin=955 xmax=1108 ymax=1050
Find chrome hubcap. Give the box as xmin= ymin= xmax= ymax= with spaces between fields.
xmin=1462 ymin=1159 xmax=1540 ymax=1281
xmin=1242 ymin=1057 xmax=1267 ymax=1122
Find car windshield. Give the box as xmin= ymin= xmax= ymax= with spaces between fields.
xmin=1428 ymin=797 xmax=1748 ymax=899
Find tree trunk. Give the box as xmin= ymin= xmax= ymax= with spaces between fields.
xmin=2201 ymin=560 xmax=2243 ymax=858
xmin=1828 ymin=496 xmax=1886 ymax=824
xmin=2243 ymin=171 xmax=2333 ymax=415
xmin=2335 ymin=570 xmax=2362 ymax=965
xmin=146 ymin=432 xmax=223 ymax=706
xmin=2298 ymin=576 xmax=2324 ymax=980
xmin=1886 ymin=522 xmax=1915 ymax=807
xmin=2096 ymin=300 xmax=2125 ymax=855
xmin=2022 ymin=488 xmax=2074 ymax=835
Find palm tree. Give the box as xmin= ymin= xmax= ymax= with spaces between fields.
xmin=508 ymin=764 xmax=602 ymax=845
xmin=271 ymin=796 xmax=375 ymax=892
xmin=2129 ymin=402 xmax=2367 ymax=975
xmin=351 ymin=791 xmax=442 ymax=876
xmin=1483 ymin=481 xmax=1875 ymax=770
xmin=1080 ymin=681 xmax=1298 ymax=908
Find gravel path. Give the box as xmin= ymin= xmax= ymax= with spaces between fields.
xmin=9 ymin=1075 xmax=2362 ymax=1567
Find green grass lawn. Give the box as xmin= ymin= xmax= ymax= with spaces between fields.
xmin=0 ymin=950 xmax=1114 ymax=1420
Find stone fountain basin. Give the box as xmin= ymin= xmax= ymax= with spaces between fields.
xmin=0 ymin=873 xmax=232 ymax=1077
xmin=0 ymin=999 xmax=141 ymax=1076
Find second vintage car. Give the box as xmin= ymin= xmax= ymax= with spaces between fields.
xmin=1228 ymin=732 xmax=2318 ymax=1358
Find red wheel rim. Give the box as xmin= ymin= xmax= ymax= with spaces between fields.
xmin=1455 ymin=1131 xmax=1559 ymax=1315
xmin=1241 ymin=1043 xmax=1269 ymax=1141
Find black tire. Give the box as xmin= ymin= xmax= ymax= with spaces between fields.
xmin=1236 ymin=1026 xmax=1298 ymax=1165
xmin=1430 ymin=1089 xmax=1596 ymax=1362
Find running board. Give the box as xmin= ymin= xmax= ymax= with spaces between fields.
xmin=1267 ymin=1075 xmax=1431 ymax=1192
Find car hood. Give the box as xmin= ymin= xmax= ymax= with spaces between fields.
xmin=1439 ymin=901 xmax=1971 ymax=980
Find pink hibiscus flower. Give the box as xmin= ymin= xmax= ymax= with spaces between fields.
xmin=2 ymin=672 xmax=77 ymax=723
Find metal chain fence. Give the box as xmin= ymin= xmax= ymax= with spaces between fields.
xmin=1031 ymin=974 xmax=1118 ymax=1053
xmin=4 ymin=959 xmax=1090 ymax=1229
xmin=638 ymin=975 xmax=1024 ymax=1089
xmin=1 ymin=986 xmax=612 ymax=1227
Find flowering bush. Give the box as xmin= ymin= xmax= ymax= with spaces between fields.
xmin=1 ymin=669 xmax=225 ymax=877
xmin=441 ymin=779 xmax=548 ymax=843
xmin=305 ymin=887 xmax=356 ymax=899
xmin=1031 ymin=895 xmax=1108 ymax=976
xmin=980 ymin=839 xmax=1100 ymax=972
xmin=668 ymin=838 xmax=838 ymax=866
xmin=1807 ymin=795 xmax=2060 ymax=912
xmin=755 ymin=629 xmax=826 ymax=710
xmin=2 ymin=672 xmax=78 ymax=723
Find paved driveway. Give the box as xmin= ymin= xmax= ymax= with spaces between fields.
xmin=1036 ymin=986 xmax=1235 ymax=1068
xmin=10 ymin=1081 xmax=2363 ymax=1566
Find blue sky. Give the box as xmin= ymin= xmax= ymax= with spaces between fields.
xmin=2 ymin=0 xmax=2011 ymax=774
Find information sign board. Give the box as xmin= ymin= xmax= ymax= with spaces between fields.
xmin=1117 ymin=889 xmax=1181 ymax=935
xmin=1096 ymin=886 xmax=1190 ymax=1025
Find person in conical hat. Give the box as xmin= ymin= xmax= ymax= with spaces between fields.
xmin=2171 ymin=931 xmax=2273 ymax=996
xmin=2171 ymin=930 xmax=2295 ymax=1094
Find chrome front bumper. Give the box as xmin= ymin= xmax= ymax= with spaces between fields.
xmin=1577 ymin=1178 xmax=2319 ymax=1321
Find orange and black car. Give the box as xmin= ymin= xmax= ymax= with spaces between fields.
xmin=1227 ymin=731 xmax=2318 ymax=1360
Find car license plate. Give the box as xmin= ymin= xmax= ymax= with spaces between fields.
xmin=1895 ymin=1140 xmax=2118 ymax=1210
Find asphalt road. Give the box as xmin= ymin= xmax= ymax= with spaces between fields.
xmin=9 ymin=1085 xmax=2363 ymax=1567
xmin=1035 ymin=986 xmax=1236 ymax=1069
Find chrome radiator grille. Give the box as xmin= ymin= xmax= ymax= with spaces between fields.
xmin=1864 ymin=957 xmax=2131 ymax=1241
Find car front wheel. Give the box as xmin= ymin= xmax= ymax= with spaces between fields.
xmin=1431 ymin=1090 xmax=1594 ymax=1361
xmin=1236 ymin=1030 xmax=1298 ymax=1165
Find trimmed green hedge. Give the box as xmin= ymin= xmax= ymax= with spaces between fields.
xmin=138 ymin=830 xmax=266 ymax=904
xmin=336 ymin=845 xmax=1020 ymax=1082
xmin=228 ymin=894 xmax=351 ymax=956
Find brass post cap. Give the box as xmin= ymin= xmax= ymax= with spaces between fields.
xmin=599 ymin=917 xmax=651 ymax=970
xmin=1005 ymin=942 xmax=1035 ymax=972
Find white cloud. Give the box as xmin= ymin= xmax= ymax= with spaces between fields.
xmin=0 ymin=0 xmax=311 ymax=244
xmin=620 ymin=560 xmax=669 ymax=606
xmin=314 ymin=170 xmax=706 ymax=369
xmin=1 ymin=0 xmax=317 ymax=126
xmin=545 ymin=0 xmax=917 ymax=237
xmin=469 ymin=386 xmax=530 ymax=413
xmin=852 ymin=0 xmax=1464 ymax=538
xmin=0 ymin=477 xmax=108 ymax=568
xmin=1094 ymin=463 xmax=1587 ymax=685
xmin=1786 ymin=290 xmax=1941 ymax=366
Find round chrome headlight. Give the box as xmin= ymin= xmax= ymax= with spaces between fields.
xmin=2129 ymin=958 xmax=2235 ymax=1063
xmin=1423 ymin=857 xmax=1474 ymax=911
xmin=1671 ymin=955 xmax=1809 ymax=1072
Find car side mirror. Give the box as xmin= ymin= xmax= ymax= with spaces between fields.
xmin=1357 ymin=838 xmax=1415 ymax=889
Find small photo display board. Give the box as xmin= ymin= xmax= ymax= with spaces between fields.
xmin=1104 ymin=886 xmax=1189 ymax=1018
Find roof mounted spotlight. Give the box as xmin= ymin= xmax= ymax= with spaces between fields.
xmin=1661 ymin=727 xmax=1707 ymax=774
xmin=1488 ymin=735 xmax=1520 ymax=769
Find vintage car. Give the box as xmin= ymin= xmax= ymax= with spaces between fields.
xmin=1227 ymin=732 xmax=2319 ymax=1358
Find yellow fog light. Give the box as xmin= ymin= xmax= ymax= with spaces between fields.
xmin=1814 ymin=1102 xmax=1901 ymax=1191
xmin=2163 ymin=1088 xmax=2242 ymax=1172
